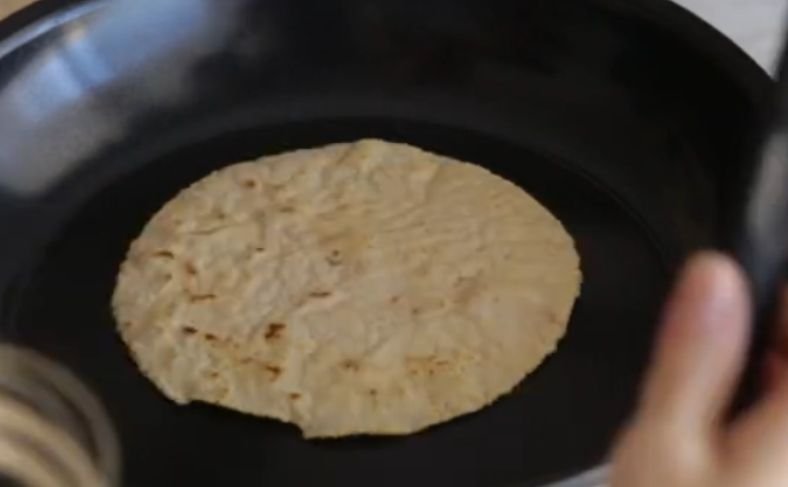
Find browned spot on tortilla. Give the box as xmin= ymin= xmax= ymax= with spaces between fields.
xmin=327 ymin=249 xmax=342 ymax=266
xmin=264 ymin=364 xmax=282 ymax=380
xmin=368 ymin=389 xmax=377 ymax=396
xmin=309 ymin=291 xmax=332 ymax=298
xmin=406 ymin=355 xmax=446 ymax=376
xmin=279 ymin=206 xmax=295 ymax=213
xmin=289 ymin=393 xmax=301 ymax=400
xmin=242 ymin=179 xmax=257 ymax=189
xmin=189 ymin=293 xmax=216 ymax=303
xmin=153 ymin=250 xmax=175 ymax=259
xmin=204 ymin=333 xmax=218 ymax=341
xmin=341 ymin=359 xmax=360 ymax=372
xmin=254 ymin=246 xmax=265 ymax=253
xmin=390 ymin=296 xmax=400 ymax=304
xmin=240 ymin=358 xmax=253 ymax=365
xmin=264 ymin=323 xmax=286 ymax=340
xmin=184 ymin=262 xmax=198 ymax=276
xmin=182 ymin=326 xmax=198 ymax=335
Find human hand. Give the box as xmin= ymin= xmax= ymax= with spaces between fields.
xmin=611 ymin=252 xmax=788 ymax=487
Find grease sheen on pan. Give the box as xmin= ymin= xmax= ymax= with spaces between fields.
xmin=112 ymin=139 xmax=581 ymax=438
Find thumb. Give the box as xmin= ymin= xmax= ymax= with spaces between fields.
xmin=637 ymin=252 xmax=750 ymax=436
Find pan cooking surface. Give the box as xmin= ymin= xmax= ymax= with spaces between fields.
xmin=5 ymin=120 xmax=666 ymax=486
xmin=0 ymin=0 xmax=769 ymax=485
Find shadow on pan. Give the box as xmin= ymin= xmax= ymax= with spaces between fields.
xmin=0 ymin=0 xmax=771 ymax=486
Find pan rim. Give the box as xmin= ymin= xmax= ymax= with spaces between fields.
xmin=0 ymin=1 xmax=774 ymax=485
xmin=0 ymin=0 xmax=772 ymax=87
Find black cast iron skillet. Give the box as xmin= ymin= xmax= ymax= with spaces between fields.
xmin=0 ymin=0 xmax=773 ymax=486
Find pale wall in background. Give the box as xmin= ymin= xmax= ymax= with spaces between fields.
xmin=674 ymin=0 xmax=786 ymax=71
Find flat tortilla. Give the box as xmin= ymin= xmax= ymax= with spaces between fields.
xmin=112 ymin=139 xmax=581 ymax=437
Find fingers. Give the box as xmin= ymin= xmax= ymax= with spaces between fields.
xmin=637 ymin=252 xmax=750 ymax=436
xmin=727 ymin=289 xmax=788 ymax=470
xmin=762 ymin=288 xmax=788 ymax=393
xmin=725 ymin=364 xmax=788 ymax=478
xmin=762 ymin=351 xmax=788 ymax=394
xmin=774 ymin=287 xmax=788 ymax=360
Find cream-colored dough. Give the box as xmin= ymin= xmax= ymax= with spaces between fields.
xmin=113 ymin=139 xmax=582 ymax=438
